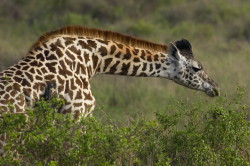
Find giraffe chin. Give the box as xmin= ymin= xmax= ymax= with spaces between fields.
xmin=205 ymin=88 xmax=220 ymax=97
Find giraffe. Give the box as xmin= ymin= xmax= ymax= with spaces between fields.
xmin=0 ymin=26 xmax=219 ymax=154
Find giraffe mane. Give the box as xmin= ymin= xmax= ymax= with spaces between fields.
xmin=29 ymin=26 xmax=168 ymax=53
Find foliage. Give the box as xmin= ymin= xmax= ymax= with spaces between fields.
xmin=0 ymin=93 xmax=249 ymax=165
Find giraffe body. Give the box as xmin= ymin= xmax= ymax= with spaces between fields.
xmin=0 ymin=26 xmax=219 ymax=154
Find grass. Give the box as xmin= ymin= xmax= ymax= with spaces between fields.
xmin=0 ymin=93 xmax=249 ymax=165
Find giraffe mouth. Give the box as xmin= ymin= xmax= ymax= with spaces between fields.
xmin=206 ymin=87 xmax=220 ymax=97
xmin=202 ymin=79 xmax=220 ymax=97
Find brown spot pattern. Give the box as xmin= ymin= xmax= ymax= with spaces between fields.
xmin=131 ymin=65 xmax=140 ymax=76
xmin=87 ymin=40 xmax=97 ymax=49
xmin=110 ymin=45 xmax=116 ymax=55
xmin=79 ymin=40 xmax=92 ymax=50
xmin=123 ymin=48 xmax=131 ymax=60
xmin=68 ymin=46 xmax=81 ymax=55
xmin=99 ymin=46 xmax=108 ymax=57
xmin=120 ymin=62 xmax=131 ymax=75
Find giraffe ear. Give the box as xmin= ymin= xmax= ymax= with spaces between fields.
xmin=168 ymin=42 xmax=182 ymax=60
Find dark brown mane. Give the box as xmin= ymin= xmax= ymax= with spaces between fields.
xmin=29 ymin=26 xmax=167 ymax=53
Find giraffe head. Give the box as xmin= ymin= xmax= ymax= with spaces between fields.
xmin=164 ymin=39 xmax=219 ymax=97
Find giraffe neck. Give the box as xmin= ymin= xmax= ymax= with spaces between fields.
xmin=95 ymin=41 xmax=169 ymax=77
xmin=27 ymin=35 xmax=173 ymax=82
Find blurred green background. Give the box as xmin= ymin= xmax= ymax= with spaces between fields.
xmin=0 ymin=0 xmax=249 ymax=123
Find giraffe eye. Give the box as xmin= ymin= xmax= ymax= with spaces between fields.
xmin=192 ymin=66 xmax=201 ymax=72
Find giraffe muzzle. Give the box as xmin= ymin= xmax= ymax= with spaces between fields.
xmin=203 ymin=81 xmax=220 ymax=97
xmin=206 ymin=87 xmax=220 ymax=97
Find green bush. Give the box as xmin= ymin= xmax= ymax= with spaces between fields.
xmin=0 ymin=93 xmax=249 ymax=166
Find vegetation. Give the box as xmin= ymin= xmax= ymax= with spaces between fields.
xmin=0 ymin=91 xmax=249 ymax=165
